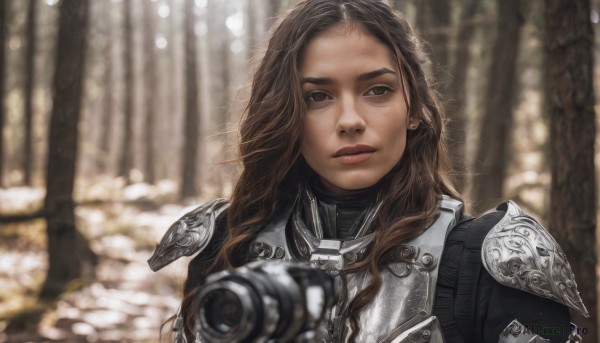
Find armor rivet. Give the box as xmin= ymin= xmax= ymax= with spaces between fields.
xmin=251 ymin=241 xmax=264 ymax=256
xmin=421 ymin=253 xmax=434 ymax=267
xmin=328 ymin=269 xmax=340 ymax=276
xmin=409 ymin=332 xmax=419 ymax=341
xmin=263 ymin=246 xmax=273 ymax=257
xmin=422 ymin=330 xmax=431 ymax=340
xmin=275 ymin=247 xmax=285 ymax=259
xmin=401 ymin=246 xmax=414 ymax=259
xmin=299 ymin=245 xmax=308 ymax=256
xmin=344 ymin=252 xmax=357 ymax=263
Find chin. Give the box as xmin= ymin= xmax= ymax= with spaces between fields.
xmin=323 ymin=174 xmax=383 ymax=193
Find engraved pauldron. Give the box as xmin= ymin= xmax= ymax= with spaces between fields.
xmin=147 ymin=199 xmax=229 ymax=271
xmin=481 ymin=201 xmax=589 ymax=317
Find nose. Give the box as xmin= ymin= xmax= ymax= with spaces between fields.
xmin=336 ymin=95 xmax=366 ymax=135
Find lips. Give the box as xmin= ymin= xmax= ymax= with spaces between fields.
xmin=333 ymin=144 xmax=376 ymax=157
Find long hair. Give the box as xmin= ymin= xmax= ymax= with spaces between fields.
xmin=179 ymin=0 xmax=461 ymax=340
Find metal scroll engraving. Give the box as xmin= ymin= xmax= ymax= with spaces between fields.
xmin=249 ymin=193 xmax=463 ymax=342
xmin=481 ymin=201 xmax=589 ymax=317
xmin=147 ymin=199 xmax=229 ymax=271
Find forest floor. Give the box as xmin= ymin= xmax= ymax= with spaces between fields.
xmin=0 ymin=182 xmax=203 ymax=343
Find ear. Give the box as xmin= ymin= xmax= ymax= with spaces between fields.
xmin=408 ymin=116 xmax=420 ymax=130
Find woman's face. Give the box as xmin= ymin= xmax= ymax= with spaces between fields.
xmin=300 ymin=23 xmax=419 ymax=194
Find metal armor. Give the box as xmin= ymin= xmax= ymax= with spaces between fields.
xmin=149 ymin=197 xmax=588 ymax=342
xmin=248 ymin=191 xmax=463 ymax=343
xmin=481 ymin=201 xmax=589 ymax=318
xmin=147 ymin=199 xmax=229 ymax=272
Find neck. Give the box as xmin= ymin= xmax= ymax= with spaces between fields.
xmin=313 ymin=178 xmax=381 ymax=205
xmin=302 ymin=180 xmax=381 ymax=240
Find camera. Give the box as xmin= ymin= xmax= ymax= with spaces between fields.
xmin=196 ymin=261 xmax=339 ymax=342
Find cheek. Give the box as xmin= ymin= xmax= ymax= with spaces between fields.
xmin=302 ymin=119 xmax=322 ymax=149
xmin=386 ymin=123 xmax=408 ymax=159
xmin=301 ymin=123 xmax=318 ymax=161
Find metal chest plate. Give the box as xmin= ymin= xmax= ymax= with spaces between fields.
xmin=249 ymin=196 xmax=463 ymax=343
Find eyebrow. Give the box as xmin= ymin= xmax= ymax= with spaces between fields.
xmin=302 ymin=67 xmax=397 ymax=85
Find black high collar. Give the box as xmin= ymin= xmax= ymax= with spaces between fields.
xmin=302 ymin=179 xmax=381 ymax=240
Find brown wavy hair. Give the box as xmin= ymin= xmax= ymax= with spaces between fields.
xmin=178 ymin=0 xmax=461 ymax=341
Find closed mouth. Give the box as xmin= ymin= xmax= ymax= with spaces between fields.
xmin=333 ymin=145 xmax=377 ymax=157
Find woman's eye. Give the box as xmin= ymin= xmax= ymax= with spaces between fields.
xmin=306 ymin=91 xmax=330 ymax=102
xmin=365 ymin=86 xmax=391 ymax=96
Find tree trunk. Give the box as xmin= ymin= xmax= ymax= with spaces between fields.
xmin=22 ymin=0 xmax=37 ymax=186
xmin=118 ymin=0 xmax=134 ymax=183
xmin=471 ymin=0 xmax=523 ymax=213
xmin=143 ymin=0 xmax=157 ymax=184
xmin=392 ymin=0 xmax=407 ymax=13
xmin=208 ymin=3 xmax=232 ymax=192
xmin=40 ymin=0 xmax=96 ymax=300
xmin=99 ymin=0 xmax=113 ymax=175
xmin=414 ymin=0 xmax=429 ymax=39
xmin=427 ymin=0 xmax=450 ymax=88
xmin=546 ymin=0 xmax=597 ymax=337
xmin=180 ymin=0 xmax=200 ymax=199
xmin=246 ymin=0 xmax=259 ymax=54
xmin=0 ymin=0 xmax=6 ymax=187
xmin=445 ymin=0 xmax=480 ymax=193
xmin=266 ymin=0 xmax=281 ymax=27
xmin=164 ymin=0 xmax=178 ymax=181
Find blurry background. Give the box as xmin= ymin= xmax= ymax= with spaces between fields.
xmin=0 ymin=0 xmax=598 ymax=341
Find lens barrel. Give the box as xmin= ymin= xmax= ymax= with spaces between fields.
xmin=196 ymin=261 xmax=338 ymax=343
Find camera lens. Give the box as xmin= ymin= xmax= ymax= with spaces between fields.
xmin=203 ymin=289 xmax=243 ymax=334
xmin=197 ymin=262 xmax=338 ymax=342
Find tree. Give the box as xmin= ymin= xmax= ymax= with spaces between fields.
xmin=471 ymin=0 xmax=523 ymax=213
xmin=413 ymin=0 xmax=429 ymax=39
xmin=445 ymin=0 xmax=481 ymax=192
xmin=164 ymin=0 xmax=181 ymax=181
xmin=40 ymin=0 xmax=96 ymax=299
xmin=426 ymin=0 xmax=451 ymax=86
xmin=0 ymin=0 xmax=6 ymax=187
xmin=99 ymin=0 xmax=114 ymax=175
xmin=246 ymin=0 xmax=260 ymax=54
xmin=391 ymin=0 xmax=407 ymax=13
xmin=118 ymin=0 xmax=134 ymax=182
xmin=180 ymin=0 xmax=200 ymax=199
xmin=207 ymin=0 xmax=232 ymax=193
xmin=266 ymin=0 xmax=281 ymax=27
xmin=546 ymin=0 xmax=597 ymax=338
xmin=22 ymin=0 xmax=38 ymax=186
xmin=412 ymin=0 xmax=451 ymax=94
xmin=143 ymin=0 xmax=157 ymax=184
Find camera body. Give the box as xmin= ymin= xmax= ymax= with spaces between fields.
xmin=196 ymin=261 xmax=339 ymax=343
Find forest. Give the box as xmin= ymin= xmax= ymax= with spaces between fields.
xmin=0 ymin=0 xmax=598 ymax=342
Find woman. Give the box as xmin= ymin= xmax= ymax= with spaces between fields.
xmin=149 ymin=1 xmax=588 ymax=342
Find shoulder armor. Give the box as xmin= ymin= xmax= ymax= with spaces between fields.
xmin=147 ymin=199 xmax=229 ymax=271
xmin=481 ymin=201 xmax=589 ymax=317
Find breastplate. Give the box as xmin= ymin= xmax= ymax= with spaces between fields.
xmin=248 ymin=196 xmax=463 ymax=343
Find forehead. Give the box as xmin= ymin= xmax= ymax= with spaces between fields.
xmin=300 ymin=23 xmax=397 ymax=77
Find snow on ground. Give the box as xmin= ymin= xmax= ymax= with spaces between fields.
xmin=0 ymin=187 xmax=45 ymax=213
xmin=0 ymin=190 xmax=198 ymax=343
